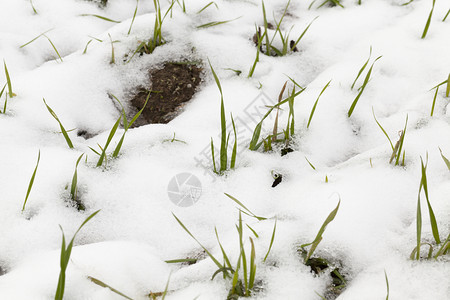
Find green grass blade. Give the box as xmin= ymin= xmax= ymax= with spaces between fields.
xmin=446 ymin=73 xmax=450 ymax=97
xmin=394 ymin=115 xmax=408 ymax=166
xmin=439 ymin=147 xmax=450 ymax=170
xmin=385 ymin=270 xmax=389 ymax=300
xmin=165 ymin=258 xmax=197 ymax=264
xmin=262 ymin=0 xmax=271 ymax=55
xmin=82 ymin=39 xmax=93 ymax=54
xmin=70 ymin=154 xmax=84 ymax=202
xmin=161 ymin=273 xmax=171 ymax=300
xmin=19 ymin=29 xmax=53 ymax=48
xmin=420 ymin=157 xmax=441 ymax=244
xmin=22 ymin=150 xmax=40 ymax=212
xmin=30 ymin=0 xmax=38 ymax=14
xmin=224 ymin=193 xmax=266 ymax=221
xmin=43 ymin=35 xmax=63 ymax=62
xmin=88 ymin=276 xmax=134 ymax=300
xmin=307 ymin=80 xmax=331 ymax=128
xmin=305 ymin=156 xmax=316 ymax=170
xmin=351 ymin=46 xmax=372 ymax=90
xmin=248 ymin=237 xmax=256 ymax=290
xmin=237 ymin=212 xmax=248 ymax=295
xmin=197 ymin=1 xmax=218 ymax=14
xmin=211 ymin=138 xmax=217 ymax=173
xmin=208 ymin=60 xmax=227 ymax=173
xmin=43 ymin=98 xmax=74 ymax=149
xmin=372 ymin=107 xmax=394 ymax=151
xmin=4 ymin=60 xmax=15 ymax=98
xmin=230 ymin=114 xmax=237 ymax=169
xmin=302 ymin=200 xmax=340 ymax=262
xmin=172 ymin=213 xmax=224 ymax=270
xmin=348 ymin=56 xmax=382 ymax=117
xmin=421 ymin=0 xmax=436 ymax=39
xmin=215 ymin=227 xmax=233 ymax=271
xmin=97 ymin=116 xmax=121 ymax=167
xmin=108 ymin=34 xmax=115 ymax=64
xmin=429 ymin=79 xmax=449 ymax=90
xmin=430 ymin=86 xmax=439 ymax=116
xmin=246 ymin=224 xmax=259 ymax=238
xmin=263 ymin=219 xmax=277 ymax=262
xmin=55 ymin=210 xmax=100 ymax=300
xmin=415 ymin=187 xmax=422 ymax=260
xmin=290 ymin=17 xmax=318 ymax=51
xmin=443 ymin=8 xmax=450 ymax=22
xmin=434 ymin=233 xmax=450 ymax=258
xmin=197 ymin=18 xmax=240 ymax=29
xmin=128 ymin=0 xmax=139 ymax=35
xmin=80 ymin=14 xmax=120 ymax=23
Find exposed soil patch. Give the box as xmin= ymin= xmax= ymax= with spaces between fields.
xmin=130 ymin=62 xmax=203 ymax=126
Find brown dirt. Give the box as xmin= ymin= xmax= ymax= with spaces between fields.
xmin=130 ymin=62 xmax=203 ymax=126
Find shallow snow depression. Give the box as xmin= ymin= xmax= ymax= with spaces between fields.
xmin=0 ymin=0 xmax=449 ymax=299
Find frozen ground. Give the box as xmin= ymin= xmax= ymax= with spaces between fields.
xmin=0 ymin=0 xmax=449 ymax=299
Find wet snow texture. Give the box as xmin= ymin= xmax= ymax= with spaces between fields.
xmin=0 ymin=0 xmax=449 ymax=299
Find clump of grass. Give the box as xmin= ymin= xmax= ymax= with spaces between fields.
xmin=55 ymin=210 xmax=100 ymax=300
xmin=148 ymin=0 xmax=175 ymax=53
xmin=209 ymin=61 xmax=238 ymax=174
xmin=249 ymin=83 xmax=304 ymax=152
xmin=22 ymin=150 xmax=40 ymax=212
xmin=43 ymin=98 xmax=74 ymax=149
xmin=388 ymin=115 xmax=408 ymax=166
xmin=259 ymin=0 xmax=316 ymax=57
xmin=110 ymin=93 xmax=149 ymax=158
xmin=173 ymin=203 xmax=272 ymax=299
xmin=89 ymin=116 xmax=121 ymax=167
xmin=421 ymin=0 xmax=436 ymax=39
xmin=307 ymin=80 xmax=331 ymax=128
xmin=410 ymin=156 xmax=449 ymax=260
xmin=348 ymin=55 xmax=382 ymax=117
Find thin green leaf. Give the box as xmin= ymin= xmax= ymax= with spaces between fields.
xmin=307 ymin=80 xmax=331 ymax=128
xmin=97 ymin=115 xmax=121 ymax=167
xmin=372 ymin=107 xmax=394 ymax=151
xmin=197 ymin=2 xmax=218 ymax=14
xmin=43 ymin=98 xmax=74 ymax=149
xmin=172 ymin=213 xmax=224 ymax=269
xmin=22 ymin=150 xmax=40 ymax=212
xmin=439 ymin=147 xmax=450 ymax=170
xmin=290 ymin=17 xmax=318 ymax=51
xmin=263 ymin=219 xmax=277 ymax=262
xmin=385 ymin=270 xmax=389 ymax=300
xmin=302 ymin=200 xmax=340 ymax=262
xmin=80 ymin=14 xmax=120 ymax=23
xmin=128 ymin=0 xmax=139 ymax=35
xmin=430 ymin=86 xmax=439 ymax=116
xmin=4 ymin=60 xmax=15 ymax=98
xmin=19 ymin=29 xmax=53 ymax=48
xmin=70 ymin=154 xmax=84 ymax=202
xmin=348 ymin=56 xmax=382 ymax=117
xmin=230 ymin=113 xmax=237 ymax=169
xmin=420 ymin=157 xmax=440 ymax=244
xmin=351 ymin=46 xmax=372 ymax=90
xmin=224 ymin=193 xmax=266 ymax=221
xmin=197 ymin=18 xmax=240 ymax=29
xmin=421 ymin=0 xmax=436 ymax=39
xmin=88 ymin=276 xmax=134 ymax=300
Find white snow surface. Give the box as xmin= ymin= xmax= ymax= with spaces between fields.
xmin=0 ymin=0 xmax=449 ymax=299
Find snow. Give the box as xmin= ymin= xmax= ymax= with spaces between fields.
xmin=0 ymin=0 xmax=449 ymax=299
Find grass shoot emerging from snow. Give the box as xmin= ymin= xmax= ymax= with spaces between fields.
xmin=300 ymin=199 xmax=340 ymax=263
xmin=55 ymin=210 xmax=100 ymax=300
xmin=307 ymin=80 xmax=331 ymax=128
xmin=209 ymin=61 xmax=237 ymax=174
xmin=22 ymin=150 xmax=40 ymax=212
xmin=43 ymin=98 xmax=74 ymax=149
xmin=3 ymin=60 xmax=15 ymax=98
xmin=410 ymin=157 xmax=449 ymax=260
xmin=348 ymin=55 xmax=382 ymax=117
xmin=421 ymin=0 xmax=436 ymax=39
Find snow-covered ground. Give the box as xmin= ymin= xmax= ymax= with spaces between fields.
xmin=0 ymin=0 xmax=449 ymax=299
